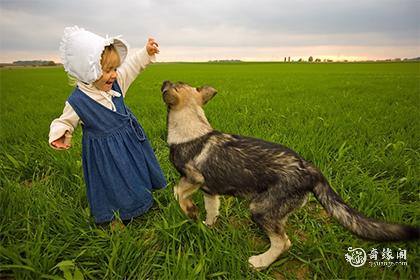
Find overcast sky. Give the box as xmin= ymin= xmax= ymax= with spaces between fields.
xmin=1 ymin=0 xmax=419 ymax=62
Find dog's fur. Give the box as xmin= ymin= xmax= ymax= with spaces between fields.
xmin=161 ymin=80 xmax=420 ymax=269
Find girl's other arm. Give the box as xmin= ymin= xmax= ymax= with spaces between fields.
xmin=49 ymin=102 xmax=79 ymax=150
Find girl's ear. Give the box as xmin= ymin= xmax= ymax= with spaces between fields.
xmin=197 ymin=86 xmax=217 ymax=105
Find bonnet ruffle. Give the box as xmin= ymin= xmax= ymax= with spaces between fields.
xmin=59 ymin=26 xmax=128 ymax=84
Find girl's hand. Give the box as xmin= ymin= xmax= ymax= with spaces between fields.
xmin=146 ymin=38 xmax=159 ymax=56
xmin=51 ymin=133 xmax=71 ymax=150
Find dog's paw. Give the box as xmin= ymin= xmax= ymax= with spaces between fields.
xmin=248 ymin=255 xmax=270 ymax=271
xmin=186 ymin=204 xmax=199 ymax=220
xmin=204 ymin=215 xmax=218 ymax=226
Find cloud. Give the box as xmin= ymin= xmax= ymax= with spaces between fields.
xmin=0 ymin=0 xmax=418 ymax=62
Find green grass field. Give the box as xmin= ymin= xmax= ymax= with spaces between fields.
xmin=1 ymin=62 xmax=419 ymax=279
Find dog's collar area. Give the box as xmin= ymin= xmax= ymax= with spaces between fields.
xmin=168 ymin=130 xmax=220 ymax=147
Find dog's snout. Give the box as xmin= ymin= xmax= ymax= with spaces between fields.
xmin=161 ymin=80 xmax=172 ymax=93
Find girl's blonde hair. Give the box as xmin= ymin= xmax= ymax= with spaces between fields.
xmin=100 ymin=44 xmax=121 ymax=70
xmin=66 ymin=44 xmax=120 ymax=86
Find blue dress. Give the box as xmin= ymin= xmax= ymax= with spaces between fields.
xmin=67 ymin=82 xmax=167 ymax=223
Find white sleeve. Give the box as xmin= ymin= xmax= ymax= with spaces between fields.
xmin=49 ymin=101 xmax=80 ymax=148
xmin=117 ymin=47 xmax=156 ymax=96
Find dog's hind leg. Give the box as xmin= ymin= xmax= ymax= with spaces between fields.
xmin=248 ymin=229 xmax=291 ymax=270
xmin=248 ymin=194 xmax=305 ymax=270
xmin=203 ymin=194 xmax=220 ymax=226
xmin=174 ymin=177 xmax=201 ymax=219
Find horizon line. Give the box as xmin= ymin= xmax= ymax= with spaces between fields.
xmin=2 ymin=56 xmax=419 ymax=65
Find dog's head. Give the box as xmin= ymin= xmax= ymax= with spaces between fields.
xmin=161 ymin=80 xmax=217 ymax=110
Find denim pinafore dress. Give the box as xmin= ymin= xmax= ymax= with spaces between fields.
xmin=67 ymin=82 xmax=166 ymax=223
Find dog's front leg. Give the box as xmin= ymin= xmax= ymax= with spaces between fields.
xmin=184 ymin=162 xmax=205 ymax=184
xmin=203 ymin=194 xmax=220 ymax=226
xmin=174 ymin=177 xmax=201 ymax=219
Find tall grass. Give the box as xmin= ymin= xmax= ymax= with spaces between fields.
xmin=1 ymin=62 xmax=419 ymax=279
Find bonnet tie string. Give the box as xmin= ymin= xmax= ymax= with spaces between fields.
xmin=99 ymin=90 xmax=121 ymax=111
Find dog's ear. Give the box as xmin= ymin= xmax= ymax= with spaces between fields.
xmin=163 ymin=91 xmax=179 ymax=106
xmin=197 ymin=86 xmax=217 ymax=105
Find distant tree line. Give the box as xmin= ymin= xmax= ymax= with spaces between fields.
xmin=12 ymin=60 xmax=57 ymax=66
xmin=284 ymin=56 xmax=420 ymax=63
xmin=208 ymin=59 xmax=242 ymax=63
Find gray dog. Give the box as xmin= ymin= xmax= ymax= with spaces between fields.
xmin=161 ymin=80 xmax=419 ymax=269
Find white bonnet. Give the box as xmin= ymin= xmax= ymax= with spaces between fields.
xmin=59 ymin=26 xmax=128 ymax=84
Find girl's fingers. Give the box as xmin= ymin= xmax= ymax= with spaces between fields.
xmin=148 ymin=38 xmax=159 ymax=47
xmin=146 ymin=38 xmax=160 ymax=55
xmin=53 ymin=142 xmax=70 ymax=149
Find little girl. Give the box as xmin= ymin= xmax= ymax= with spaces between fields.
xmin=49 ymin=26 xmax=167 ymax=224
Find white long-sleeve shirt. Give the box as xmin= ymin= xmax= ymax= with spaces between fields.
xmin=49 ymin=47 xmax=155 ymax=148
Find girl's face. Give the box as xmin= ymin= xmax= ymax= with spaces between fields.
xmin=93 ymin=47 xmax=120 ymax=92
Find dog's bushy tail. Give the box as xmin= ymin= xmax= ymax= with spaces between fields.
xmin=312 ymin=179 xmax=420 ymax=241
